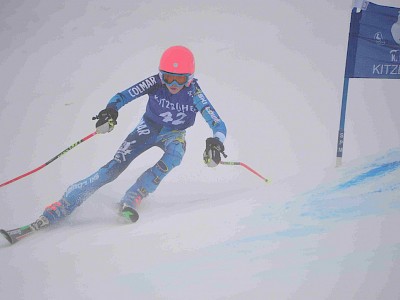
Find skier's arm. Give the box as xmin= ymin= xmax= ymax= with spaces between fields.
xmin=106 ymin=75 xmax=161 ymax=111
xmin=192 ymin=81 xmax=227 ymax=143
xmin=94 ymin=75 xmax=160 ymax=133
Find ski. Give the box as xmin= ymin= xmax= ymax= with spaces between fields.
xmin=121 ymin=204 xmax=140 ymax=223
xmin=1 ymin=225 xmax=35 ymax=245
xmin=1 ymin=207 xmax=139 ymax=245
xmin=1 ymin=215 xmax=49 ymax=245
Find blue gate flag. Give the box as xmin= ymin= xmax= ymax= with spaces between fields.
xmin=345 ymin=1 xmax=400 ymax=78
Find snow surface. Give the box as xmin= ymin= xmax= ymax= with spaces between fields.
xmin=1 ymin=1 xmax=399 ymax=299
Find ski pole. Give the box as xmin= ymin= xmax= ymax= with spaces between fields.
xmin=220 ymin=161 xmax=269 ymax=183
xmin=0 ymin=131 xmax=97 ymax=188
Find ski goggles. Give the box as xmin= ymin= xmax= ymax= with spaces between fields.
xmin=159 ymin=71 xmax=193 ymax=86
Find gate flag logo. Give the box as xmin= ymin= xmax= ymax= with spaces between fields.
xmin=345 ymin=1 xmax=400 ymax=78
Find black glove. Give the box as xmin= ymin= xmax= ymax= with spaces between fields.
xmin=93 ymin=107 xmax=118 ymax=134
xmin=203 ymin=137 xmax=226 ymax=167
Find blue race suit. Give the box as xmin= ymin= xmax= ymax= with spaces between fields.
xmin=43 ymin=74 xmax=227 ymax=223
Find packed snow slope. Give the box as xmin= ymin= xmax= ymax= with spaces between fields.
xmin=1 ymin=149 xmax=400 ymax=299
xmin=0 ymin=0 xmax=399 ymax=299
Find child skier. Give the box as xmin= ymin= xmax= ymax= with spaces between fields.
xmin=29 ymin=45 xmax=227 ymax=230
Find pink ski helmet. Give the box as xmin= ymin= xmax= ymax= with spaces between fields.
xmin=159 ymin=46 xmax=195 ymax=86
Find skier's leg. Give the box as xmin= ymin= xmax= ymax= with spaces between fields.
xmin=43 ymin=119 xmax=156 ymax=224
xmin=120 ymin=130 xmax=186 ymax=208
xmin=42 ymin=160 xmax=127 ymax=223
